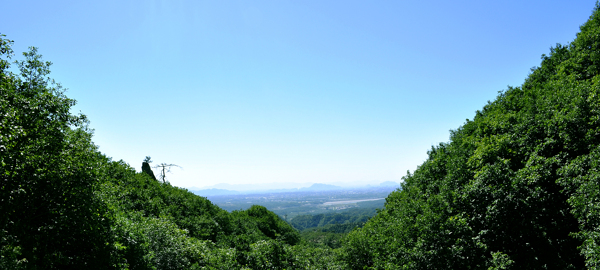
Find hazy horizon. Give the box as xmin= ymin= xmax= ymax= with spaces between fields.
xmin=3 ymin=0 xmax=596 ymax=188
xmin=187 ymin=179 xmax=399 ymax=191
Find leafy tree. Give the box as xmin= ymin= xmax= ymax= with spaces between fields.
xmin=0 ymin=35 xmax=114 ymax=269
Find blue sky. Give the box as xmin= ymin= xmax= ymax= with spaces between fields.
xmin=2 ymin=1 xmax=597 ymax=189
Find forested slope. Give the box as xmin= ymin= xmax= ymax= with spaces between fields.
xmin=343 ymin=3 xmax=600 ymax=269
xmin=0 ymin=35 xmax=340 ymax=269
xmin=291 ymin=208 xmax=375 ymax=231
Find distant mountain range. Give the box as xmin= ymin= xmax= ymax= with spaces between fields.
xmin=377 ymin=181 xmax=399 ymax=187
xmin=189 ymin=181 xmax=400 ymax=197
xmin=299 ymin=183 xmax=340 ymax=191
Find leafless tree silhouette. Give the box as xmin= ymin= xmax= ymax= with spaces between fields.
xmin=152 ymin=163 xmax=181 ymax=183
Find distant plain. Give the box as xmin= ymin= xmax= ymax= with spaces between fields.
xmin=197 ymin=185 xmax=397 ymax=220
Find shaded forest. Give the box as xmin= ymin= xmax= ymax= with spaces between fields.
xmin=4 ymin=3 xmax=600 ymax=269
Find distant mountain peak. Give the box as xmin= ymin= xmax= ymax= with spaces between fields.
xmin=379 ymin=181 xmax=399 ymax=187
xmin=301 ymin=183 xmax=342 ymax=191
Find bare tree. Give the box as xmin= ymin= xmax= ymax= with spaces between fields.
xmin=152 ymin=163 xmax=181 ymax=183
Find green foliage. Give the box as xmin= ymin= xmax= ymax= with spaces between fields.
xmin=290 ymin=207 xmax=375 ymax=231
xmin=97 ymin=159 xmax=303 ymax=269
xmin=488 ymin=252 xmax=514 ymax=270
xmin=300 ymin=229 xmax=346 ymax=249
xmin=6 ymin=3 xmax=600 ymax=268
xmin=0 ymin=244 xmax=26 ymax=270
xmin=237 ymin=240 xmax=347 ymax=269
xmin=341 ymin=3 xmax=600 ymax=269
xmin=294 ymin=210 xmax=372 ymax=250
xmin=0 ymin=35 xmax=114 ymax=269
xmin=112 ymin=212 xmax=206 ymax=269
xmin=0 ymin=33 xmax=307 ymax=269
xmin=246 ymin=239 xmax=290 ymax=269
xmin=243 ymin=205 xmax=300 ymax=245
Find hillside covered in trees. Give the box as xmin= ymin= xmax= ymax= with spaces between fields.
xmin=342 ymin=3 xmax=600 ymax=269
xmin=5 ymin=3 xmax=600 ymax=269
xmin=0 ymin=34 xmax=329 ymax=269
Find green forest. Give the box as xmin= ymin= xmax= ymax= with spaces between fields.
xmin=5 ymin=3 xmax=600 ymax=269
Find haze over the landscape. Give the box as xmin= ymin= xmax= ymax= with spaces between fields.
xmin=2 ymin=0 xmax=596 ymax=189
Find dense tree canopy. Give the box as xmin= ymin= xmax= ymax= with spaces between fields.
xmin=0 ymin=35 xmax=114 ymax=269
xmin=343 ymin=3 xmax=600 ymax=269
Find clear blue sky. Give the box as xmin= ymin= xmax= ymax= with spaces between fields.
xmin=2 ymin=0 xmax=596 ymax=189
